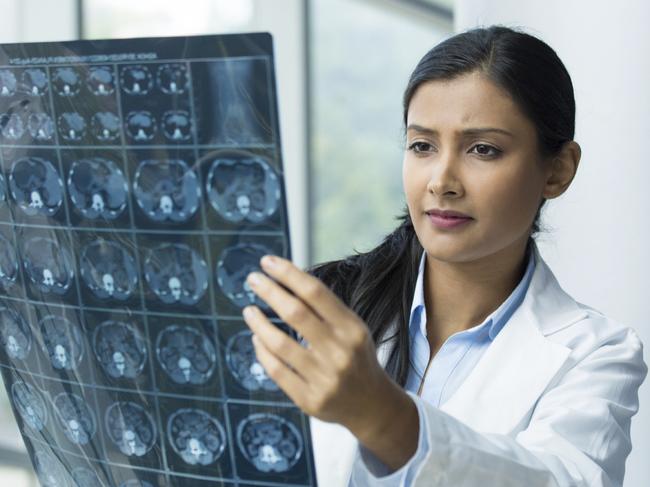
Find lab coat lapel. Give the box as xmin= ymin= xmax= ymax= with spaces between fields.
xmin=438 ymin=242 xmax=588 ymax=433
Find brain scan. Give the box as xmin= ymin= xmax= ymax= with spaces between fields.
xmin=162 ymin=110 xmax=192 ymax=141
xmin=23 ymin=237 xmax=74 ymax=296
xmin=0 ymin=234 xmax=18 ymax=289
xmin=80 ymin=240 xmax=138 ymax=300
xmin=11 ymin=381 xmax=47 ymax=431
xmin=105 ymin=401 xmax=156 ymax=457
xmin=215 ymin=243 xmax=273 ymax=309
xmin=53 ymin=393 xmax=96 ymax=445
xmin=155 ymin=325 xmax=216 ymax=385
xmin=22 ymin=69 xmax=48 ymax=96
xmin=120 ymin=65 xmax=153 ymax=95
xmin=71 ymin=467 xmax=103 ymax=487
xmin=0 ymin=70 xmax=17 ymax=96
xmin=58 ymin=112 xmax=86 ymax=141
xmin=207 ymin=158 xmax=280 ymax=223
xmin=167 ymin=408 xmax=226 ymax=466
xmin=133 ymin=159 xmax=200 ymax=223
xmin=28 ymin=112 xmax=55 ymax=141
xmin=226 ymin=330 xmax=278 ymax=392
xmin=236 ymin=413 xmax=303 ymax=473
xmin=39 ymin=315 xmax=84 ymax=371
xmin=143 ymin=243 xmax=208 ymax=305
xmin=52 ymin=67 xmax=81 ymax=97
xmin=91 ymin=111 xmax=121 ymax=142
xmin=87 ymin=66 xmax=115 ymax=96
xmin=0 ymin=307 xmax=31 ymax=360
xmin=1 ymin=113 xmax=24 ymax=140
xmin=9 ymin=156 xmax=63 ymax=216
xmin=33 ymin=448 xmax=70 ymax=487
xmin=67 ymin=157 xmax=128 ymax=220
xmin=93 ymin=321 xmax=147 ymax=380
xmin=156 ymin=63 xmax=188 ymax=94
xmin=125 ymin=111 xmax=156 ymax=141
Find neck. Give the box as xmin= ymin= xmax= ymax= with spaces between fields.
xmin=423 ymin=235 xmax=531 ymax=343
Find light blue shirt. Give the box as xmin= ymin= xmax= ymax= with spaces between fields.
xmin=351 ymin=241 xmax=536 ymax=486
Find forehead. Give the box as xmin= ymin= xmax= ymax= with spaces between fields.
xmin=407 ymin=71 xmax=531 ymax=133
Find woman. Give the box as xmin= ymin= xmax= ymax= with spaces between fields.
xmin=241 ymin=25 xmax=647 ymax=486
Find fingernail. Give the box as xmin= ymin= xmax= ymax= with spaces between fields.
xmin=243 ymin=306 xmax=255 ymax=319
xmin=247 ymin=272 xmax=262 ymax=286
xmin=260 ymin=255 xmax=277 ymax=269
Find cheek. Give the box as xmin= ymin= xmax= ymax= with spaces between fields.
xmin=483 ymin=163 xmax=543 ymax=226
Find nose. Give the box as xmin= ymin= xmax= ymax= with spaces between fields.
xmin=425 ymin=149 xmax=464 ymax=197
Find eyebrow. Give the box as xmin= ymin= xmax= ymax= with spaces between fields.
xmin=406 ymin=124 xmax=514 ymax=138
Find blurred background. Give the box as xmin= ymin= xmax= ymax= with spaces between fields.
xmin=0 ymin=0 xmax=648 ymax=485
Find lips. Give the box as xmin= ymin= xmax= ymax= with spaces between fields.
xmin=425 ymin=209 xmax=472 ymax=219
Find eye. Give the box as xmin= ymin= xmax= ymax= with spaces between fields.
xmin=470 ymin=143 xmax=501 ymax=158
xmin=407 ymin=141 xmax=435 ymax=154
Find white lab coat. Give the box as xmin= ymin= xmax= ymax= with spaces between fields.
xmin=308 ymin=241 xmax=647 ymax=486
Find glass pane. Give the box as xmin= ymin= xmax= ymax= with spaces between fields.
xmin=310 ymin=0 xmax=451 ymax=263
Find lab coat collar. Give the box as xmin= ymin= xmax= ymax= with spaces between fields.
xmin=377 ymin=239 xmax=588 ymax=432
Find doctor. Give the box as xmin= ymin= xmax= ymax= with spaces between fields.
xmin=241 ymin=25 xmax=648 ymax=486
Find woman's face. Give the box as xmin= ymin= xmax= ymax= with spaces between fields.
xmin=403 ymin=70 xmax=550 ymax=263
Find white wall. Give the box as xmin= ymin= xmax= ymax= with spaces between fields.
xmin=455 ymin=1 xmax=650 ymax=486
xmin=0 ymin=0 xmax=77 ymax=42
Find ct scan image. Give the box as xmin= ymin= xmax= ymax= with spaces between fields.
xmin=0 ymin=32 xmax=316 ymax=486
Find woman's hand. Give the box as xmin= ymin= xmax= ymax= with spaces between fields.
xmin=242 ymin=255 xmax=420 ymax=472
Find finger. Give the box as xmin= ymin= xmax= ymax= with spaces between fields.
xmin=251 ymin=333 xmax=309 ymax=407
xmin=243 ymin=304 xmax=321 ymax=377
xmin=245 ymin=271 xmax=332 ymax=347
xmin=257 ymin=254 xmax=353 ymax=325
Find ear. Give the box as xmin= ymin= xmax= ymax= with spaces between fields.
xmin=542 ymin=140 xmax=581 ymax=199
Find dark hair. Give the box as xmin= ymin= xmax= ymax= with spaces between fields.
xmin=307 ymin=25 xmax=577 ymax=387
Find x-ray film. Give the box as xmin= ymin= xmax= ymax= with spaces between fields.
xmin=0 ymin=33 xmax=318 ymax=486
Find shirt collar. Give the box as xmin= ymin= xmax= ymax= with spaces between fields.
xmin=409 ymin=240 xmax=537 ymax=341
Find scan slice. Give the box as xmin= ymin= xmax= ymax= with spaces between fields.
xmin=105 ymin=401 xmax=157 ymax=457
xmin=23 ymin=237 xmax=74 ymax=296
xmin=125 ymin=110 xmax=156 ymax=141
xmin=71 ymin=467 xmax=103 ymax=487
xmin=91 ymin=111 xmax=121 ymax=142
xmin=87 ymin=66 xmax=115 ymax=96
xmin=0 ymin=233 xmax=18 ymax=289
xmin=143 ymin=243 xmax=208 ymax=305
xmin=28 ymin=112 xmax=55 ymax=141
xmin=22 ymin=68 xmax=48 ymax=96
xmin=133 ymin=159 xmax=200 ymax=223
xmin=162 ymin=110 xmax=192 ymax=141
xmin=58 ymin=112 xmax=86 ymax=141
xmin=155 ymin=325 xmax=216 ymax=385
xmin=0 ymin=69 xmax=17 ymax=96
xmin=53 ymin=392 xmax=97 ymax=445
xmin=226 ymin=329 xmax=279 ymax=392
xmin=236 ymin=412 xmax=303 ymax=473
xmin=80 ymin=240 xmax=138 ymax=300
xmin=215 ymin=243 xmax=273 ymax=309
xmin=33 ymin=447 xmax=70 ymax=487
xmin=39 ymin=315 xmax=84 ymax=371
xmin=1 ymin=113 xmax=24 ymax=140
xmin=120 ymin=65 xmax=153 ymax=95
xmin=11 ymin=381 xmax=47 ymax=431
xmin=167 ymin=408 xmax=227 ymax=466
xmin=9 ymin=156 xmax=63 ymax=216
xmin=52 ymin=67 xmax=81 ymax=97
xmin=67 ymin=157 xmax=128 ymax=220
xmin=156 ymin=63 xmax=188 ymax=94
xmin=93 ymin=321 xmax=147 ymax=380
xmin=0 ymin=307 xmax=31 ymax=360
xmin=207 ymin=158 xmax=281 ymax=223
